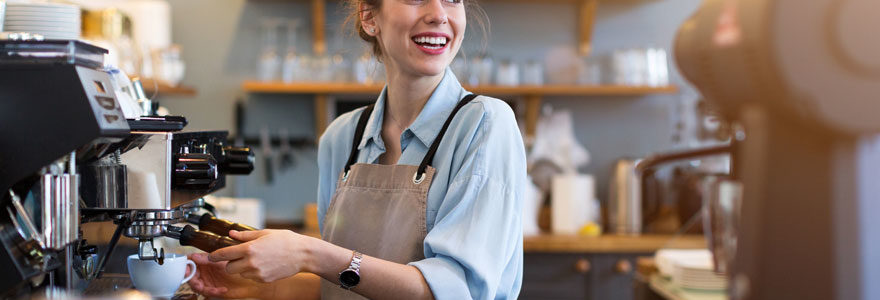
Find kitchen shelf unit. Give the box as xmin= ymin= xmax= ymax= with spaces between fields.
xmin=242 ymin=81 xmax=678 ymax=138
xmin=138 ymin=78 xmax=197 ymax=97
xmin=242 ymin=0 xmax=667 ymax=138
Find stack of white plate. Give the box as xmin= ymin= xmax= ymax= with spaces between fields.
xmin=656 ymin=249 xmax=728 ymax=291
xmin=671 ymin=258 xmax=728 ymax=291
xmin=4 ymin=2 xmax=81 ymax=40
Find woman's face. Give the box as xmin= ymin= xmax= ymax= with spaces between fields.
xmin=370 ymin=0 xmax=466 ymax=78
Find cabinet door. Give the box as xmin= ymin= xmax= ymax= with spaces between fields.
xmin=520 ymin=253 xmax=591 ymax=300
xmin=587 ymin=254 xmax=644 ymax=300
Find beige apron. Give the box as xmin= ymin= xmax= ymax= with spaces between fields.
xmin=320 ymin=94 xmax=479 ymax=299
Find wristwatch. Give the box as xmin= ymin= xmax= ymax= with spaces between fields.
xmin=339 ymin=251 xmax=363 ymax=290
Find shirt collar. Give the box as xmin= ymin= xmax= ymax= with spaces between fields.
xmin=358 ymin=68 xmax=468 ymax=150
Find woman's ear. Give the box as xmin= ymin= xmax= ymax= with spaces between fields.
xmin=360 ymin=3 xmax=378 ymax=36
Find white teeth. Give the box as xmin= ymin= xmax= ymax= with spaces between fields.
xmin=414 ymin=36 xmax=448 ymax=45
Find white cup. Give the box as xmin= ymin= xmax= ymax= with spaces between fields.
xmin=127 ymin=253 xmax=197 ymax=297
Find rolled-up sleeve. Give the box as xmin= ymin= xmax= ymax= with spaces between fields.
xmin=316 ymin=130 xmax=333 ymax=234
xmin=409 ymin=99 xmax=526 ymax=300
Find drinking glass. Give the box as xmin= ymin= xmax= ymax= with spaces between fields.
xmin=257 ymin=18 xmax=282 ymax=82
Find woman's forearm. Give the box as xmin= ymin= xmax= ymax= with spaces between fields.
xmin=265 ymin=273 xmax=321 ymax=300
xmin=303 ymin=237 xmax=435 ymax=300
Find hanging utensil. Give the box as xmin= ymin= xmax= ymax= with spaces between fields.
xmin=259 ymin=127 xmax=274 ymax=183
xmin=279 ymin=128 xmax=294 ymax=170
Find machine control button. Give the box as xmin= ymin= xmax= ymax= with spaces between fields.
xmin=172 ymin=153 xmax=219 ymax=190
xmin=219 ymin=146 xmax=255 ymax=175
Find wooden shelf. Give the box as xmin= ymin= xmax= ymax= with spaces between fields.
xmin=243 ymin=81 xmax=677 ymax=138
xmin=241 ymin=81 xmax=678 ymax=96
xmin=523 ymin=234 xmax=706 ymax=253
xmin=240 ymin=0 xmax=675 ymax=137
xmin=139 ymin=78 xmax=197 ymax=97
xmin=242 ymin=81 xmax=384 ymax=94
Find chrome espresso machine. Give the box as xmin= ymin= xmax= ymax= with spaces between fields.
xmin=0 ymin=40 xmax=257 ymax=297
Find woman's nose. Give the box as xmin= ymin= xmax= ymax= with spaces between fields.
xmin=423 ymin=0 xmax=449 ymax=25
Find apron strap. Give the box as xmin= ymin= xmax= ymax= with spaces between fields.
xmin=344 ymin=104 xmax=376 ymax=174
xmin=416 ymin=94 xmax=479 ymax=179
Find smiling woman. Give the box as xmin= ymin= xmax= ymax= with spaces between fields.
xmin=188 ymin=1 xmax=525 ymax=299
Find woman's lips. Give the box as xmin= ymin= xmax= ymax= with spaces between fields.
xmin=412 ymin=35 xmax=449 ymax=55
xmin=414 ymin=41 xmax=449 ymax=55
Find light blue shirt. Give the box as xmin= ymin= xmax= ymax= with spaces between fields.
xmin=317 ymin=68 xmax=525 ymax=299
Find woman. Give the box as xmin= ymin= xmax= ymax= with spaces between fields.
xmin=188 ymin=0 xmax=526 ymax=299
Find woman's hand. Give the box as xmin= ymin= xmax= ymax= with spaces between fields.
xmin=208 ymin=229 xmax=317 ymax=283
xmin=187 ymin=252 xmax=273 ymax=299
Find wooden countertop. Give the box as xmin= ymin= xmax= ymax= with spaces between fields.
xmin=523 ymin=234 xmax=706 ymax=253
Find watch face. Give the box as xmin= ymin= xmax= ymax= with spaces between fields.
xmin=340 ymin=269 xmax=360 ymax=287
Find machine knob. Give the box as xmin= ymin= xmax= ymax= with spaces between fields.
xmin=220 ymin=146 xmax=255 ymax=175
xmin=178 ymin=225 xmax=241 ymax=253
xmin=173 ymin=153 xmax=219 ymax=190
xmin=197 ymin=214 xmax=257 ymax=236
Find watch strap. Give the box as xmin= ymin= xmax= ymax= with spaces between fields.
xmin=340 ymin=251 xmax=363 ymax=289
xmin=349 ymin=251 xmax=363 ymax=271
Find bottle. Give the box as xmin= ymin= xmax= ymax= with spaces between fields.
xmin=281 ymin=19 xmax=301 ymax=83
xmin=258 ymin=18 xmax=282 ymax=82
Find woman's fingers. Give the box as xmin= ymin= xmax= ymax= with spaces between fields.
xmin=199 ymin=286 xmax=228 ymax=298
xmin=225 ymin=258 xmax=252 ymax=274
xmin=189 ymin=252 xmax=206 ymax=261
xmin=208 ymin=243 xmax=250 ymax=262
xmin=188 ymin=276 xmax=204 ymax=291
xmin=241 ymin=270 xmax=269 ymax=283
xmin=190 ymin=252 xmax=217 ymax=265
xmin=228 ymin=229 xmax=269 ymax=242
xmin=189 ymin=271 xmax=229 ymax=297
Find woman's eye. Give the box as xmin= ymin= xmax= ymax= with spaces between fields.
xmin=444 ymin=0 xmax=463 ymax=3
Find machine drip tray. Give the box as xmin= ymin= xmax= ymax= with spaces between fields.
xmin=82 ymin=274 xmax=197 ymax=299
xmin=82 ymin=274 xmax=132 ymax=295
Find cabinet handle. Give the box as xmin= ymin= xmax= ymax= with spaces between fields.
xmin=574 ymin=258 xmax=591 ymax=274
xmin=615 ymin=259 xmax=632 ymax=274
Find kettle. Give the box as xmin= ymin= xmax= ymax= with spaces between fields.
xmin=607 ymin=144 xmax=732 ymax=235
xmin=608 ymin=159 xmax=642 ymax=234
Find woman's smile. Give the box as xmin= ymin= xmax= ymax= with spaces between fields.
xmin=411 ymin=32 xmax=451 ymax=55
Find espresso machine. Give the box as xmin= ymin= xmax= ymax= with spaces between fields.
xmin=0 ymin=40 xmax=256 ymax=298
xmin=675 ymin=0 xmax=880 ymax=299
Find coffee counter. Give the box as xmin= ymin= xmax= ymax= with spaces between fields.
xmin=523 ymin=234 xmax=706 ymax=253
